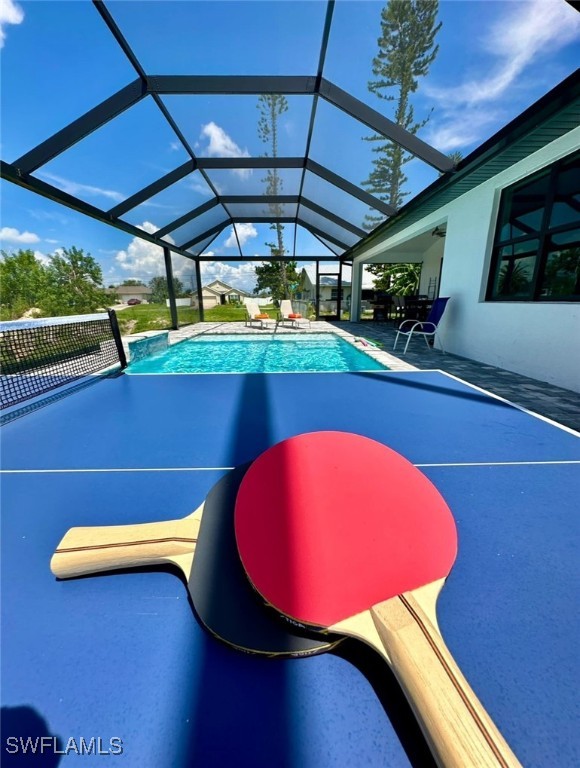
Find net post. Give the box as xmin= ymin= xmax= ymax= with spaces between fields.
xmin=107 ymin=309 xmax=127 ymax=369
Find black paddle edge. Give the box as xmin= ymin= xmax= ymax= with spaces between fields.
xmin=191 ymin=463 xmax=342 ymax=658
xmin=198 ymin=615 xmax=342 ymax=660
xmin=58 ymin=562 xmax=340 ymax=658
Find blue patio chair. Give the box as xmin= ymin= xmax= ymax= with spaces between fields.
xmin=393 ymin=297 xmax=450 ymax=355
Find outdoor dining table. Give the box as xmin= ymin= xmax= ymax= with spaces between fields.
xmin=402 ymin=297 xmax=433 ymax=322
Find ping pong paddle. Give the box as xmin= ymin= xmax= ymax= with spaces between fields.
xmin=50 ymin=465 xmax=337 ymax=657
xmin=234 ymin=432 xmax=522 ymax=768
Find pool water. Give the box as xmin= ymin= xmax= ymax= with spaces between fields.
xmin=127 ymin=333 xmax=387 ymax=374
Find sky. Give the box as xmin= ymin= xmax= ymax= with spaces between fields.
xmin=1 ymin=0 xmax=579 ymax=294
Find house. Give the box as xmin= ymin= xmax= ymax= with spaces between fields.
xmin=348 ymin=71 xmax=580 ymax=394
xmin=191 ymin=280 xmax=253 ymax=310
xmin=299 ymin=265 xmax=377 ymax=313
xmin=113 ymin=284 xmax=152 ymax=303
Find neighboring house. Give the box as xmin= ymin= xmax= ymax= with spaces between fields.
xmin=113 ymin=285 xmax=153 ymax=303
xmin=299 ymin=265 xmax=377 ymax=312
xmin=191 ymin=279 xmax=253 ymax=310
xmin=349 ymin=72 xmax=579 ymax=393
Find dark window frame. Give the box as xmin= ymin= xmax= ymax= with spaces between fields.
xmin=486 ymin=152 xmax=580 ymax=302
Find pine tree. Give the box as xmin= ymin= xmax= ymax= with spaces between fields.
xmin=363 ymin=0 xmax=441 ymax=293
xmin=257 ymin=94 xmax=294 ymax=299
xmin=363 ymin=0 xmax=441 ymax=226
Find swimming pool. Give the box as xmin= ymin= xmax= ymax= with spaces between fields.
xmin=126 ymin=333 xmax=387 ymax=374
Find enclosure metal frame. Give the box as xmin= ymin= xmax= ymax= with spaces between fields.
xmin=0 ymin=0 xmax=457 ymax=326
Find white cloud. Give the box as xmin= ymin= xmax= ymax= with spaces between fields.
xmin=224 ymin=223 xmax=257 ymax=249
xmin=188 ymin=179 xmax=214 ymax=197
xmin=0 ymin=226 xmax=40 ymax=244
xmin=26 ymin=208 xmax=70 ymax=225
xmin=424 ymin=0 xmax=580 ymax=151
xmin=112 ymin=227 xmax=260 ymax=292
xmin=109 ymin=228 xmax=371 ymax=296
xmin=45 ymin=238 xmax=59 ymax=244
xmin=426 ymin=110 xmax=501 ymax=153
xmin=39 ymin=172 xmax=124 ymax=203
xmin=429 ymin=1 xmax=579 ymax=108
xmin=198 ymin=260 xmax=262 ymax=293
xmin=200 ymin=122 xmax=250 ymax=159
xmin=33 ymin=249 xmax=51 ymax=265
xmin=114 ymin=222 xmax=175 ymax=279
xmin=199 ymin=122 xmax=252 ymax=179
xmin=0 ymin=0 xmax=23 ymax=48
xmin=169 ymin=141 xmax=181 ymax=152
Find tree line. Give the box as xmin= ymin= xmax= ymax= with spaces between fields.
xmin=0 ymin=247 xmax=192 ymax=320
xmin=0 ymin=247 xmax=113 ymax=320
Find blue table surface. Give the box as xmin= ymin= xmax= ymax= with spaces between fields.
xmin=2 ymin=370 xmax=579 ymax=767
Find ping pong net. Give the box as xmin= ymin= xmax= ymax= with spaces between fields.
xmin=0 ymin=309 xmax=127 ymax=411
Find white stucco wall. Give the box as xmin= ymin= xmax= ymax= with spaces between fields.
xmin=353 ymin=128 xmax=580 ymax=393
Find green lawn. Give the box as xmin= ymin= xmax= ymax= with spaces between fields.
xmin=115 ymin=304 xmax=199 ymax=334
xmin=205 ymin=304 xmax=277 ymax=322
xmin=115 ymin=302 xmax=278 ymax=334
xmin=0 ymin=302 xmax=280 ymax=334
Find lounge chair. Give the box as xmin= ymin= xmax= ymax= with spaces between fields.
xmin=277 ymin=300 xmax=311 ymax=329
xmin=244 ymin=299 xmax=275 ymax=329
xmin=393 ymin=297 xmax=450 ymax=355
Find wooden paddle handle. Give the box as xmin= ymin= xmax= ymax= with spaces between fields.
xmin=371 ymin=593 xmax=522 ymax=768
xmin=50 ymin=516 xmax=200 ymax=579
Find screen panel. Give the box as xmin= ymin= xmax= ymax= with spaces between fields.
xmin=302 ymin=170 xmax=386 ymax=232
xmin=122 ymin=171 xmax=217 ymax=229
xmin=204 ymin=167 xmax=303 ymax=197
xmin=38 ymin=97 xmax=190 ymax=207
xmin=108 ymin=1 xmax=327 ymax=76
xmin=298 ymin=206 xmax=359 ymax=249
xmin=161 ymin=95 xmax=312 ymax=160
xmin=168 ymin=205 xmax=230 ymax=248
xmin=225 ymin=202 xmax=298 ymax=219
xmin=1 ymin=1 xmax=136 ymax=161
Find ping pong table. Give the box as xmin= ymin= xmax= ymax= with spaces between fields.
xmin=2 ymin=369 xmax=579 ymax=767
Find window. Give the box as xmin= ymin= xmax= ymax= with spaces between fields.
xmin=487 ymin=153 xmax=580 ymax=301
